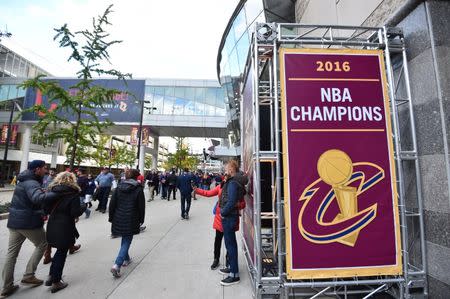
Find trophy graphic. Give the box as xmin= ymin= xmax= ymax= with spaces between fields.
xmin=317 ymin=149 xmax=359 ymax=246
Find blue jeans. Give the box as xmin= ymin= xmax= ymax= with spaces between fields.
xmin=222 ymin=215 xmax=239 ymax=276
xmin=115 ymin=235 xmax=133 ymax=267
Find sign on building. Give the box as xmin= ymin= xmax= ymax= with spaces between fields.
xmin=23 ymin=79 xmax=145 ymax=123
xmin=280 ymin=48 xmax=402 ymax=279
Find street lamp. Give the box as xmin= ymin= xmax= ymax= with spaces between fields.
xmin=136 ymin=100 xmax=156 ymax=170
xmin=0 ymin=100 xmax=16 ymax=187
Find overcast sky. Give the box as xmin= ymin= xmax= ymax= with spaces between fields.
xmin=0 ymin=0 xmax=238 ymax=153
xmin=0 ymin=0 xmax=238 ymax=79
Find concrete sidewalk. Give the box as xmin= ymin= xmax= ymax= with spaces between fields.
xmin=0 ymin=191 xmax=253 ymax=299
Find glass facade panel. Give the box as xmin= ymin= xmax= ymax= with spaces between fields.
xmin=173 ymin=97 xmax=185 ymax=115
xmin=163 ymin=96 xmax=174 ymax=114
xmin=143 ymin=84 xmax=225 ymax=116
xmin=153 ymin=94 xmax=164 ymax=114
xmin=0 ymin=85 xmax=10 ymax=101
xmin=174 ymin=87 xmax=185 ymax=98
xmin=233 ymin=10 xmax=247 ymax=41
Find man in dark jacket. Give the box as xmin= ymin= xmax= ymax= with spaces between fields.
xmin=167 ymin=171 xmax=178 ymax=201
xmin=1 ymin=160 xmax=57 ymax=297
xmin=108 ymin=169 xmax=145 ymax=278
xmin=177 ymin=168 xmax=194 ymax=220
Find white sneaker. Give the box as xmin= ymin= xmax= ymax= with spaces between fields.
xmin=110 ymin=264 xmax=121 ymax=278
xmin=122 ymin=258 xmax=132 ymax=267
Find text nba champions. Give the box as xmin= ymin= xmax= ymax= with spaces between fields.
xmin=289 ymin=61 xmax=383 ymax=122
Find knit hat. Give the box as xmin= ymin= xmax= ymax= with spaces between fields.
xmin=28 ymin=160 xmax=46 ymax=170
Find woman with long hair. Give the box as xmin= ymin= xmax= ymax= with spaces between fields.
xmin=45 ymin=171 xmax=85 ymax=293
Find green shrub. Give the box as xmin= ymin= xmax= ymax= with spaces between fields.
xmin=0 ymin=202 xmax=11 ymax=214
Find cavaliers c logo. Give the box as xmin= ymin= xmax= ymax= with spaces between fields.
xmin=298 ymin=149 xmax=384 ymax=247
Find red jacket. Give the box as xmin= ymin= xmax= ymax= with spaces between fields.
xmin=195 ymin=185 xmax=245 ymax=232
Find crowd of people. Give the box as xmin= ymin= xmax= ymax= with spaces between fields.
xmin=1 ymin=159 xmax=247 ymax=297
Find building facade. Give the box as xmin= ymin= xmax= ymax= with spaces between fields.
xmin=217 ymin=0 xmax=450 ymax=297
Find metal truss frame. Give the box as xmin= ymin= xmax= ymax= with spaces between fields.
xmin=242 ymin=23 xmax=428 ymax=299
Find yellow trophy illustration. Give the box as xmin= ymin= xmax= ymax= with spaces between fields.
xmin=317 ymin=149 xmax=359 ymax=246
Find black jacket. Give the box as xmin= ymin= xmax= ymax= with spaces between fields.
xmin=109 ymin=179 xmax=145 ymax=236
xmin=45 ymin=184 xmax=84 ymax=248
xmin=7 ymin=170 xmax=57 ymax=230
xmin=167 ymin=173 xmax=177 ymax=186
xmin=220 ymin=173 xmax=248 ymax=217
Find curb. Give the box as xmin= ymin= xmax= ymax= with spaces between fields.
xmin=0 ymin=212 xmax=8 ymax=220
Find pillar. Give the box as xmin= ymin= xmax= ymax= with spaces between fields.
xmin=138 ymin=143 xmax=145 ymax=174
xmin=19 ymin=125 xmax=32 ymax=172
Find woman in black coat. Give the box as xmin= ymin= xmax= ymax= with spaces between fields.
xmin=109 ymin=168 xmax=145 ymax=278
xmin=45 ymin=171 xmax=84 ymax=293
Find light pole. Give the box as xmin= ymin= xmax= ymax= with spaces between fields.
xmin=0 ymin=100 xmax=15 ymax=188
xmin=136 ymin=100 xmax=155 ymax=171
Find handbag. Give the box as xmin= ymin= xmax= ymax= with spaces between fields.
xmin=92 ymin=188 xmax=99 ymax=201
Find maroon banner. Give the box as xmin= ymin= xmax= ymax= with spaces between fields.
xmin=1 ymin=125 xmax=18 ymax=145
xmin=241 ymin=66 xmax=255 ymax=265
xmin=130 ymin=127 xmax=138 ymax=145
xmin=280 ymin=49 xmax=402 ymax=279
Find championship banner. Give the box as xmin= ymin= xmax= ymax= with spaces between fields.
xmin=241 ymin=67 xmax=255 ymax=265
xmin=280 ymin=48 xmax=402 ymax=279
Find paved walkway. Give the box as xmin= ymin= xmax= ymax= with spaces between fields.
xmin=0 ymin=190 xmax=253 ymax=298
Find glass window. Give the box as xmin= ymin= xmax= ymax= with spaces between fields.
xmin=153 ymin=94 xmax=164 ymax=114
xmin=173 ymin=97 xmax=185 ymax=115
xmin=195 ymin=102 xmax=205 ymax=116
xmin=194 ymin=88 xmax=205 ymax=102
xmin=228 ymin=50 xmax=240 ymax=77
xmin=216 ymin=88 xmax=226 ymax=108
xmin=204 ymin=104 xmax=215 ymax=116
xmin=216 ymin=107 xmax=226 ymax=116
xmin=233 ymin=10 xmax=247 ymax=42
xmin=154 ymin=86 xmax=165 ymax=95
xmin=0 ymin=85 xmax=10 ymax=101
xmin=184 ymin=100 xmax=195 ymax=115
xmin=164 ymin=87 xmax=174 ymax=97
xmin=244 ymin=0 xmax=264 ymax=24
xmin=185 ymin=87 xmax=195 ymax=101
xmin=205 ymin=88 xmax=217 ymax=106
xmin=236 ymin=32 xmax=250 ymax=74
xmin=163 ymin=96 xmax=174 ymax=115
xmin=174 ymin=87 xmax=185 ymax=98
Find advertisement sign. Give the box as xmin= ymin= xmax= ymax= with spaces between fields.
xmin=130 ymin=127 xmax=138 ymax=146
xmin=241 ymin=67 xmax=255 ymax=265
xmin=280 ymin=48 xmax=402 ymax=279
xmin=0 ymin=125 xmax=18 ymax=145
xmin=22 ymin=79 xmax=145 ymax=123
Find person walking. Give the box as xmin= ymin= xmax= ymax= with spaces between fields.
xmin=109 ymin=169 xmax=145 ymax=278
xmin=77 ymin=168 xmax=91 ymax=218
xmin=85 ymin=174 xmax=96 ymax=209
xmin=44 ymin=171 xmax=85 ymax=293
xmin=218 ymin=160 xmax=247 ymax=286
xmin=42 ymin=168 xmax=57 ymax=189
xmin=95 ymin=167 xmax=114 ymax=213
xmin=177 ymin=168 xmax=194 ymax=220
xmin=1 ymin=160 xmax=57 ymax=297
xmin=167 ymin=171 xmax=177 ymax=201
xmin=145 ymin=170 xmax=159 ymax=202
xmin=160 ymin=171 xmax=168 ymax=200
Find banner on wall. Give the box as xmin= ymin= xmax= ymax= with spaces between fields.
xmin=22 ymin=79 xmax=145 ymax=123
xmin=130 ymin=127 xmax=138 ymax=146
xmin=280 ymin=48 xmax=402 ymax=279
xmin=0 ymin=125 xmax=18 ymax=145
xmin=241 ymin=66 xmax=255 ymax=265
